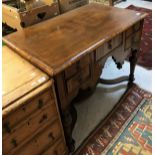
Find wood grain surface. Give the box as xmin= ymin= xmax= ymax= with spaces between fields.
xmin=3 ymin=3 xmax=147 ymax=76
xmin=2 ymin=46 xmax=49 ymax=109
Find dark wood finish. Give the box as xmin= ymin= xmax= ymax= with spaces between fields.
xmin=3 ymin=3 xmax=146 ymax=153
xmin=99 ymin=76 xmax=129 ymax=85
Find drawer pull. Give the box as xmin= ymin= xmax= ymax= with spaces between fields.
xmin=38 ymin=99 xmax=44 ymax=109
xmin=108 ymin=40 xmax=112 ymax=49
xmin=39 ymin=114 xmax=47 ymax=124
xmin=48 ymin=132 xmax=55 ymax=140
xmin=3 ymin=122 xmax=11 ymax=133
xmin=11 ymin=139 xmax=18 ymax=147
xmin=54 ymin=150 xmax=59 ymax=155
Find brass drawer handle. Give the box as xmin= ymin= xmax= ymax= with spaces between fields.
xmin=38 ymin=99 xmax=43 ymax=109
xmin=108 ymin=40 xmax=112 ymax=49
xmin=11 ymin=139 xmax=18 ymax=147
xmin=54 ymin=150 xmax=59 ymax=155
xmin=48 ymin=132 xmax=55 ymax=140
xmin=39 ymin=114 xmax=47 ymax=124
xmin=3 ymin=122 xmax=11 ymax=133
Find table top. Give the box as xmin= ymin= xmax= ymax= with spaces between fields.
xmin=3 ymin=3 xmax=147 ymax=76
xmin=2 ymin=46 xmax=49 ymax=109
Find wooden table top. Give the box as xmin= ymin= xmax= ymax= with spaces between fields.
xmin=2 ymin=46 xmax=49 ymax=109
xmin=3 ymin=3 xmax=147 ymax=76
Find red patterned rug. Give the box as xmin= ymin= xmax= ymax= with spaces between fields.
xmin=127 ymin=5 xmax=152 ymax=69
xmin=75 ymin=84 xmax=152 ymax=155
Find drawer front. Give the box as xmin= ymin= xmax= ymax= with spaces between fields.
xmin=67 ymin=74 xmax=80 ymax=94
xmin=3 ymin=89 xmax=53 ymax=134
xmin=125 ymin=36 xmax=133 ymax=50
xmin=65 ymin=63 xmax=78 ymax=79
xmin=3 ymin=103 xmax=58 ymax=155
xmin=12 ymin=121 xmax=62 ymax=155
xmin=79 ymin=55 xmax=90 ymax=67
xmin=81 ymin=65 xmax=90 ymax=82
xmin=113 ymin=33 xmax=123 ymax=47
xmin=133 ymin=30 xmax=141 ymax=43
xmin=96 ymin=34 xmax=122 ymax=61
xmin=126 ymin=27 xmax=133 ymax=38
xmin=96 ymin=45 xmax=104 ymax=61
xmin=104 ymin=33 xmax=123 ymax=53
xmin=65 ymin=55 xmax=90 ymax=79
xmin=134 ymin=22 xmax=141 ymax=32
xmin=42 ymin=138 xmax=67 ymax=155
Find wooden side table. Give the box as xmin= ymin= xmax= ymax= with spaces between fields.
xmin=3 ymin=3 xmax=147 ymax=152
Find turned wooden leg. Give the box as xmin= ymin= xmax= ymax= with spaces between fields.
xmin=128 ymin=49 xmax=138 ymax=87
xmin=62 ymin=104 xmax=77 ymax=153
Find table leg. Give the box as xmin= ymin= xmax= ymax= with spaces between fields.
xmin=128 ymin=49 xmax=138 ymax=87
xmin=62 ymin=104 xmax=77 ymax=153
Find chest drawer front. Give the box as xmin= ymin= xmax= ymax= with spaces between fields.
xmin=3 ymin=102 xmax=58 ymax=155
xmin=42 ymin=138 xmax=67 ymax=155
xmin=3 ymin=89 xmax=53 ymax=134
xmin=12 ymin=121 xmax=62 ymax=155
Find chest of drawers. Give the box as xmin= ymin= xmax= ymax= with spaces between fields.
xmin=2 ymin=46 xmax=68 ymax=155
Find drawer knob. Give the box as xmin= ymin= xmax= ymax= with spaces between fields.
xmin=38 ymin=99 xmax=43 ymax=109
xmin=3 ymin=122 xmax=11 ymax=133
xmin=54 ymin=150 xmax=59 ymax=155
xmin=48 ymin=132 xmax=55 ymax=140
xmin=39 ymin=114 xmax=47 ymax=124
xmin=11 ymin=139 xmax=18 ymax=147
xmin=108 ymin=40 xmax=112 ymax=49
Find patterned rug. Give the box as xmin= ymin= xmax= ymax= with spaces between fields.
xmin=75 ymin=84 xmax=152 ymax=155
xmin=127 ymin=5 xmax=152 ymax=70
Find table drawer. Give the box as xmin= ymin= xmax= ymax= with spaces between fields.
xmin=67 ymin=74 xmax=80 ymax=94
xmin=81 ymin=65 xmax=90 ymax=82
xmin=3 ymin=89 xmax=54 ymax=134
xmin=65 ymin=63 xmax=78 ymax=79
xmin=96 ymin=44 xmax=104 ymax=61
xmin=104 ymin=33 xmax=123 ymax=53
xmin=3 ymin=102 xmax=58 ymax=155
xmin=11 ymin=121 xmax=62 ymax=155
xmin=134 ymin=21 xmax=141 ymax=32
xmin=126 ymin=27 xmax=133 ymax=38
xmin=42 ymin=138 xmax=67 ymax=155
xmin=79 ymin=54 xmax=90 ymax=67
xmin=125 ymin=36 xmax=133 ymax=50
xmin=133 ymin=30 xmax=141 ymax=42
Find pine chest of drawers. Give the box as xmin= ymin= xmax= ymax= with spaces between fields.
xmin=2 ymin=46 xmax=68 ymax=155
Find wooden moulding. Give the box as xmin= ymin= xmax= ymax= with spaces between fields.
xmin=2 ymin=3 xmax=60 ymax=30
